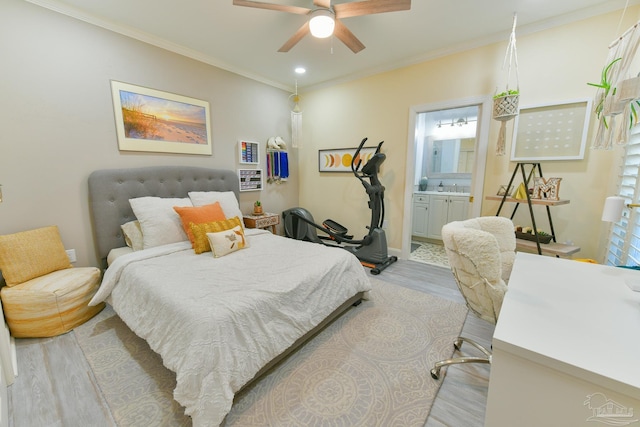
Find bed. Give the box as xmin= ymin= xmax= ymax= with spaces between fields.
xmin=87 ymin=165 xmax=371 ymax=426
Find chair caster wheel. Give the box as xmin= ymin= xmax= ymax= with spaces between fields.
xmin=430 ymin=368 xmax=440 ymax=380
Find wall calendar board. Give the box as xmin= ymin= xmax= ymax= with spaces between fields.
xmin=511 ymin=99 xmax=592 ymax=161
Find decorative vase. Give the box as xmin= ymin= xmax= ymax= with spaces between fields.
xmin=419 ymin=177 xmax=428 ymax=191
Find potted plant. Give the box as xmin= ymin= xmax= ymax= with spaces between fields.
xmin=253 ymin=200 xmax=263 ymax=215
xmin=492 ymin=89 xmax=520 ymax=121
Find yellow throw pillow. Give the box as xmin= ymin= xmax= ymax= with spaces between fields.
xmin=174 ymin=202 xmax=226 ymax=246
xmin=190 ymin=216 xmax=244 ymax=254
xmin=0 ymin=226 xmax=72 ymax=286
xmin=207 ymin=225 xmax=249 ymax=258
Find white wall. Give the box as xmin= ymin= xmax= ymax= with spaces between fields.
xmin=0 ymin=0 xmax=297 ymax=268
xmin=299 ymin=7 xmax=637 ymax=260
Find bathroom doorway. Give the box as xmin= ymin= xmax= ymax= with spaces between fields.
xmin=401 ymin=96 xmax=492 ymax=261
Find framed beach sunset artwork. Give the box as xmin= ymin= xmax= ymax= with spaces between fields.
xmin=110 ymin=81 xmax=212 ymax=155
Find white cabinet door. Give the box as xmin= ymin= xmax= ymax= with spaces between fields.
xmin=412 ymin=194 xmax=430 ymax=237
xmin=427 ymin=195 xmax=449 ymax=239
xmin=448 ymin=195 xmax=469 ymax=223
xmin=427 ymin=194 xmax=469 ymax=239
xmin=412 ymin=201 xmax=429 ymax=237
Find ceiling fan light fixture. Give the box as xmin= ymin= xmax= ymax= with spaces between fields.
xmin=309 ymin=9 xmax=335 ymax=39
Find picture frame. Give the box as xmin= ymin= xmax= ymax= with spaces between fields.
xmin=497 ymin=185 xmax=513 ymax=196
xmin=238 ymin=140 xmax=260 ymax=164
xmin=510 ymin=98 xmax=592 ymax=161
xmin=238 ymin=169 xmax=263 ymax=192
xmin=318 ymin=146 xmax=378 ymax=172
xmin=110 ymin=81 xmax=212 ymax=155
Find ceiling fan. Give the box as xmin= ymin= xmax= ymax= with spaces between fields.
xmin=232 ymin=0 xmax=411 ymax=53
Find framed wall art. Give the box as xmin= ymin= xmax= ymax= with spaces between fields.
xmin=318 ymin=146 xmax=378 ymax=172
xmin=238 ymin=140 xmax=260 ymax=164
xmin=110 ymin=81 xmax=212 ymax=155
xmin=238 ymin=169 xmax=263 ymax=192
xmin=510 ymin=98 xmax=592 ymax=161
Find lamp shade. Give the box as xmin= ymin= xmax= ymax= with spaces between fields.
xmin=309 ymin=9 xmax=335 ymax=38
xmin=602 ymin=196 xmax=625 ymax=222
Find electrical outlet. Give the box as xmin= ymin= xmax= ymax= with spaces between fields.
xmin=66 ymin=249 xmax=77 ymax=263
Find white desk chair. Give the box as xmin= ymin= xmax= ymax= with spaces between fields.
xmin=430 ymin=216 xmax=515 ymax=379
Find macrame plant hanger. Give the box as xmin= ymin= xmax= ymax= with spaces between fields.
xmin=493 ymin=13 xmax=520 ymax=156
xmin=290 ymin=80 xmax=302 ymax=148
xmin=591 ymin=3 xmax=640 ymax=150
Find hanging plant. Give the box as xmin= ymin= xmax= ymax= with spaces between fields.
xmin=588 ymin=57 xmax=640 ymax=131
xmin=493 ymin=14 xmax=520 ymax=156
xmin=588 ymin=57 xmax=621 ymax=129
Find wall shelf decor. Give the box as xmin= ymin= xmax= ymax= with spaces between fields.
xmin=238 ymin=169 xmax=263 ymax=192
xmin=511 ymin=99 xmax=592 ymax=161
xmin=110 ymin=80 xmax=212 ymax=155
xmin=238 ymin=140 xmax=260 ymax=164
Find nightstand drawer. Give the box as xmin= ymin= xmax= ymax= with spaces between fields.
xmin=243 ymin=212 xmax=280 ymax=233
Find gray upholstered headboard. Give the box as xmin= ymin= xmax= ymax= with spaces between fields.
xmin=88 ymin=166 xmax=239 ymax=267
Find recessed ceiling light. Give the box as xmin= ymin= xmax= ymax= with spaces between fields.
xmin=295 ymin=67 xmax=306 ymax=74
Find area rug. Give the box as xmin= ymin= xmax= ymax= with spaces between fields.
xmin=74 ymin=278 xmax=467 ymax=426
xmin=410 ymin=241 xmax=450 ymax=268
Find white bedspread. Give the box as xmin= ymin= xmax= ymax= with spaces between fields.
xmin=90 ymin=229 xmax=371 ymax=426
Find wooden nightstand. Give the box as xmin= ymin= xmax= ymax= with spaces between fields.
xmin=243 ymin=212 xmax=280 ymax=234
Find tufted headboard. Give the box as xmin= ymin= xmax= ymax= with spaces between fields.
xmin=88 ymin=166 xmax=239 ymax=267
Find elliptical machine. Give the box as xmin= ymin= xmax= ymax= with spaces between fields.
xmin=282 ymin=137 xmax=397 ymax=275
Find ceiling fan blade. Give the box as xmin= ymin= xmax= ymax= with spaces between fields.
xmin=313 ymin=0 xmax=331 ymax=8
xmin=333 ymin=19 xmax=365 ymax=53
xmin=278 ymin=21 xmax=310 ymax=52
xmin=233 ymin=0 xmax=310 ymax=15
xmin=334 ymin=0 xmax=411 ymax=18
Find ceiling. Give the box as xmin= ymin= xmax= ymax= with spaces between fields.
xmin=27 ymin=0 xmax=638 ymax=92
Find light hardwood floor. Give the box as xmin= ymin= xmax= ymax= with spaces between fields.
xmin=7 ymin=259 xmax=493 ymax=427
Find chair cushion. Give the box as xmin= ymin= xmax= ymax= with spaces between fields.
xmin=0 ymin=267 xmax=104 ymax=338
xmin=0 ymin=226 xmax=72 ymax=287
xmin=442 ymin=216 xmax=514 ymax=324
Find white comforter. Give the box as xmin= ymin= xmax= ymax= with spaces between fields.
xmin=90 ymin=229 xmax=371 ymax=426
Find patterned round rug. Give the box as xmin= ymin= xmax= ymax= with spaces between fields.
xmin=75 ymin=278 xmax=467 ymax=426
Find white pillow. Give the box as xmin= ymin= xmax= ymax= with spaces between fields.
xmin=206 ymin=225 xmax=249 ymax=258
xmin=188 ymin=191 xmax=243 ymax=221
xmin=121 ymin=220 xmax=144 ymax=251
xmin=129 ymin=197 xmax=192 ymax=249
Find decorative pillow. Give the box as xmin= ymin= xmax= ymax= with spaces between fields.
xmin=0 ymin=226 xmax=72 ymax=287
xmin=129 ymin=197 xmax=192 ymax=249
xmin=120 ymin=220 xmax=144 ymax=251
xmin=207 ymin=225 xmax=249 ymax=258
xmin=188 ymin=191 xmax=243 ymax=222
xmin=189 ymin=216 xmax=244 ymax=254
xmin=173 ymin=202 xmax=226 ymax=245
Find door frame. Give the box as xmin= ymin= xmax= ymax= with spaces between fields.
xmin=401 ymin=95 xmax=492 ymax=260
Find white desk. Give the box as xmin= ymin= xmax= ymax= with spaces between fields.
xmin=485 ymin=252 xmax=640 ymax=426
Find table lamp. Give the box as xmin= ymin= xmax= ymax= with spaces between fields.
xmin=601 ymin=196 xmax=640 ymax=222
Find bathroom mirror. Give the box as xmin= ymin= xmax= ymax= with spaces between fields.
xmin=417 ymin=137 xmax=475 ymax=179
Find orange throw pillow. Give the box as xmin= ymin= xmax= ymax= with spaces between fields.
xmin=174 ymin=202 xmax=226 ymax=245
